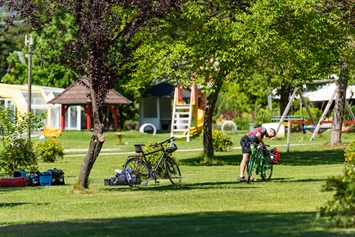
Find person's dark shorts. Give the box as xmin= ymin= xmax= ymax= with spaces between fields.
xmin=240 ymin=135 xmax=252 ymax=154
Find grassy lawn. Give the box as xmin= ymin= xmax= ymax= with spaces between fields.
xmin=1 ymin=129 xmax=355 ymax=236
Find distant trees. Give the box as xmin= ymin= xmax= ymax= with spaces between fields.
xmin=1 ymin=0 xmax=183 ymax=188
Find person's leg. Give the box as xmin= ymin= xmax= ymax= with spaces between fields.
xmin=239 ymin=137 xmax=251 ymax=181
xmin=239 ymin=153 xmax=250 ymax=178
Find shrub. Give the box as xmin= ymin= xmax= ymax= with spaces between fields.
xmin=0 ymin=137 xmax=38 ymax=176
xmin=254 ymin=108 xmax=272 ymax=127
xmin=319 ymin=140 xmax=355 ymax=228
xmin=233 ymin=116 xmax=251 ymax=130
xmin=0 ymin=107 xmax=44 ymax=175
xmin=124 ymin=120 xmax=138 ymax=131
xmin=34 ymin=137 xmax=65 ymax=163
xmin=200 ymin=130 xmax=233 ymax=152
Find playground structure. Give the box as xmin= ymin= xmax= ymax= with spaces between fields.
xmin=274 ymin=80 xmax=355 ymax=151
xmin=170 ymin=84 xmax=206 ymax=141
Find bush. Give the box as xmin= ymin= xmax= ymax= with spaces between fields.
xmin=0 ymin=138 xmax=38 ymax=176
xmin=254 ymin=108 xmax=272 ymax=127
xmin=0 ymin=107 xmax=44 ymax=175
xmin=319 ymin=140 xmax=355 ymax=228
xmin=200 ymin=130 xmax=233 ymax=152
xmin=233 ymin=116 xmax=251 ymax=130
xmin=124 ymin=120 xmax=138 ymax=131
xmin=34 ymin=137 xmax=65 ymax=163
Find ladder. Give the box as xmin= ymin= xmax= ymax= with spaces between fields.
xmin=170 ymin=103 xmax=193 ymax=141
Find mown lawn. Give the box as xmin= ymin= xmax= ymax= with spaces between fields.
xmin=1 ymin=129 xmax=355 ymax=236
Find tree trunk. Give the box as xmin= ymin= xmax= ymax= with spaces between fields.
xmin=329 ymin=61 xmax=348 ymax=145
xmin=279 ymin=86 xmax=292 ymax=116
xmin=203 ymin=80 xmax=223 ymax=159
xmin=78 ymin=77 xmax=105 ymax=188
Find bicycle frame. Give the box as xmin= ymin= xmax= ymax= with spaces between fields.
xmin=140 ymin=147 xmax=168 ymax=179
xmin=247 ymin=144 xmax=273 ymax=183
xmin=124 ymin=137 xmax=181 ymax=186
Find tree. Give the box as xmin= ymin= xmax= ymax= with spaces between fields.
xmin=131 ymin=0 xmax=254 ymax=159
xmin=315 ymin=0 xmax=355 ymax=145
xmin=241 ymin=0 xmax=355 ymax=149
xmin=0 ymin=0 xmax=183 ymax=188
xmin=2 ymin=14 xmax=83 ymax=88
xmin=246 ymin=0 xmax=344 ymax=110
xmin=0 ymin=19 xmax=29 ymax=80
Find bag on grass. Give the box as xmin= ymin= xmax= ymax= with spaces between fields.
xmin=38 ymin=171 xmax=52 ymax=186
xmin=27 ymin=173 xmax=40 ymax=186
xmin=13 ymin=170 xmax=27 ymax=177
xmin=51 ymin=168 xmax=65 ymax=185
xmin=0 ymin=177 xmax=28 ymax=187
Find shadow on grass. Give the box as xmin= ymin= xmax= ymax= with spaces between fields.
xmin=0 ymin=211 xmax=353 ymax=237
xmin=0 ymin=202 xmax=33 ymax=208
xmin=102 ymin=180 xmax=259 ymax=192
xmin=180 ymin=150 xmax=345 ymax=167
xmin=101 ymin=176 xmax=328 ymax=192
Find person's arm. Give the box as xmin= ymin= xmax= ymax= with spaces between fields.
xmin=255 ymin=132 xmax=264 ymax=144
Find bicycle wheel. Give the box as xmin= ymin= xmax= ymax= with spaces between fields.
xmin=260 ymin=158 xmax=273 ymax=181
xmin=164 ymin=156 xmax=182 ymax=185
xmin=247 ymin=154 xmax=256 ymax=183
xmin=123 ymin=157 xmax=150 ymax=187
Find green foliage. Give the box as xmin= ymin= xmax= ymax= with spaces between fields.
xmin=0 ymin=137 xmax=37 ymax=175
xmin=294 ymin=107 xmax=323 ymax=121
xmin=0 ymin=22 xmax=30 ymax=80
xmin=123 ymin=119 xmax=139 ymax=131
xmin=319 ymin=140 xmax=355 ymax=228
xmin=254 ymin=107 xmax=272 ymax=127
xmin=233 ymin=115 xmax=251 ymax=130
xmin=0 ymin=107 xmax=45 ymax=175
xmin=2 ymin=15 xmax=77 ymax=88
xmin=34 ymin=137 xmax=65 ymax=163
xmin=200 ymin=130 xmax=233 ymax=152
xmin=344 ymin=103 xmax=355 ymax=121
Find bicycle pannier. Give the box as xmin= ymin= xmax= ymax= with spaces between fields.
xmin=268 ymin=148 xmax=280 ymax=164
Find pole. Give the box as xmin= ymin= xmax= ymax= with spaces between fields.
xmin=25 ymin=34 xmax=34 ymax=141
xmin=276 ymin=88 xmax=298 ymax=133
xmin=286 ymin=120 xmax=291 ymax=152
xmin=310 ymin=85 xmax=338 ymax=140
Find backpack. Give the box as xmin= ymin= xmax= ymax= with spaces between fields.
xmin=27 ymin=173 xmax=40 ymax=186
xmin=51 ymin=168 xmax=65 ymax=185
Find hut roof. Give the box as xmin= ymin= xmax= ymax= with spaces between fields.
xmin=47 ymin=79 xmax=132 ymax=105
xmin=142 ymin=82 xmax=191 ymax=98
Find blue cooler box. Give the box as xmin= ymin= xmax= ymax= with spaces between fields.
xmin=39 ymin=171 xmax=52 ymax=186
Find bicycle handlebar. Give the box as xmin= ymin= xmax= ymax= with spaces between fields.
xmin=149 ymin=137 xmax=175 ymax=148
xmin=252 ymin=143 xmax=270 ymax=148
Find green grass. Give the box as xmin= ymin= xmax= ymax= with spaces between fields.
xmin=1 ymin=129 xmax=355 ymax=236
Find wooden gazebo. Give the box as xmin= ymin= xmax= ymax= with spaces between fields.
xmin=47 ymin=79 xmax=132 ymax=131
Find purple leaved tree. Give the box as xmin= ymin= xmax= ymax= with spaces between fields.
xmin=0 ymin=0 xmax=182 ymax=188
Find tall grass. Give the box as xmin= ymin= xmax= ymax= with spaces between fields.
xmin=1 ymin=129 xmax=354 ymax=236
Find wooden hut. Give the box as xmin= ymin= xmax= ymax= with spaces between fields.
xmin=48 ymin=78 xmax=132 ymax=131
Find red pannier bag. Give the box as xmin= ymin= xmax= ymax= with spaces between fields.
xmin=268 ymin=148 xmax=280 ymax=164
xmin=0 ymin=177 xmax=28 ymax=188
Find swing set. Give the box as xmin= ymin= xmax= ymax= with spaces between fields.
xmin=274 ymin=79 xmax=355 ymax=151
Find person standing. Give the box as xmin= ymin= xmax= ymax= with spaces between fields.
xmin=238 ymin=127 xmax=276 ymax=182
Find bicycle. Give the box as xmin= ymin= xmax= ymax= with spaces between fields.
xmin=122 ymin=137 xmax=182 ymax=187
xmin=247 ymin=144 xmax=279 ymax=183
